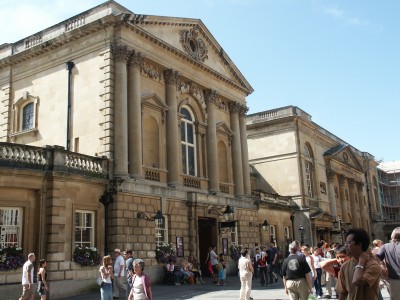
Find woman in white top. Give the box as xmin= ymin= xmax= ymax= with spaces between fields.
xmin=238 ymin=248 xmax=254 ymax=300
xmin=311 ymin=248 xmax=323 ymax=298
xmin=302 ymin=246 xmax=316 ymax=289
xmin=99 ymin=255 xmax=113 ymax=300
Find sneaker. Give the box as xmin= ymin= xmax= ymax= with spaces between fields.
xmin=317 ymin=296 xmax=322 ymax=299
xmin=324 ymin=295 xmax=331 ymax=299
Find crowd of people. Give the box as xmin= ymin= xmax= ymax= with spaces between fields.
xmin=279 ymin=227 xmax=399 ymax=300
xmin=17 ymin=227 xmax=399 ymax=300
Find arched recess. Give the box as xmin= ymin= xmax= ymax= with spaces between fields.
xmin=303 ymin=142 xmax=315 ymax=197
xmin=178 ymin=94 xmax=205 ymax=124
xmin=217 ymin=141 xmax=228 ymax=182
xmin=142 ymin=115 xmax=160 ymax=168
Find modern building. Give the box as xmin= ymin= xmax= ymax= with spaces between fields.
xmin=0 ymin=1 xmax=261 ymax=297
xmin=377 ymin=161 xmax=400 ymax=240
xmin=247 ymin=106 xmax=382 ymax=245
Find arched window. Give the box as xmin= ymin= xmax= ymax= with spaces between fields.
xmin=304 ymin=143 xmax=314 ymax=197
xmin=22 ymin=103 xmax=34 ymax=131
xmin=180 ymin=107 xmax=197 ymax=176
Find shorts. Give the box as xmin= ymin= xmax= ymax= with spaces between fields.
xmin=20 ymin=284 xmax=34 ymax=300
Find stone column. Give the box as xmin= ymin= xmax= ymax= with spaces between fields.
xmin=127 ymin=51 xmax=143 ymax=179
xmin=326 ymin=170 xmax=337 ymax=216
xmin=204 ymin=90 xmax=219 ymax=193
xmin=348 ymin=179 xmax=358 ymax=227
xmin=239 ymin=106 xmax=251 ymax=195
xmin=357 ymin=183 xmax=368 ymax=230
xmin=164 ymin=69 xmax=180 ymax=186
xmin=338 ymin=175 xmax=349 ymax=224
xmin=111 ymin=43 xmax=130 ymax=177
xmin=229 ymin=101 xmax=244 ymax=196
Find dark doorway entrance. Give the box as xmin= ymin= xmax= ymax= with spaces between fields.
xmin=198 ymin=217 xmax=217 ymax=276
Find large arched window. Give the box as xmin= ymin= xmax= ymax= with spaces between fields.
xmin=22 ymin=102 xmax=34 ymax=131
xmin=180 ymin=107 xmax=197 ymax=176
xmin=304 ymin=143 xmax=314 ymax=197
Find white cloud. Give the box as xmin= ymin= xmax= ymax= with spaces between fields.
xmin=323 ymin=5 xmax=369 ymax=27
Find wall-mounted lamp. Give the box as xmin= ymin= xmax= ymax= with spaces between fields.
xmin=298 ymin=225 xmax=305 ymax=244
xmin=137 ymin=210 xmax=165 ymax=227
xmin=208 ymin=205 xmax=234 ymax=221
xmin=249 ymin=220 xmax=270 ymax=231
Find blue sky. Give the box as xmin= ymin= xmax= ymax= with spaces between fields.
xmin=1 ymin=0 xmax=399 ymax=162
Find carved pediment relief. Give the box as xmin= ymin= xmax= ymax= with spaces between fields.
xmin=180 ymin=25 xmax=208 ymax=62
xmin=216 ymin=121 xmax=234 ymax=136
xmin=324 ymin=144 xmax=364 ymax=173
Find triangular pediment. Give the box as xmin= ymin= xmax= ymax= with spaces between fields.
xmin=125 ymin=15 xmax=253 ymax=94
xmin=141 ymin=93 xmax=168 ymax=111
xmin=216 ymin=121 xmax=234 ymax=136
xmin=324 ymin=144 xmax=364 ymax=172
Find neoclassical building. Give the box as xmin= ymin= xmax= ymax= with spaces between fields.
xmin=247 ymin=106 xmax=382 ymax=245
xmin=0 ymin=1 xmax=260 ymax=297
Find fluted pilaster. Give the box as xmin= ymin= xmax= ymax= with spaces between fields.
xmin=348 ymin=179 xmax=358 ymax=227
xmin=338 ymin=175 xmax=349 ymax=223
xmin=326 ymin=169 xmax=337 ymax=216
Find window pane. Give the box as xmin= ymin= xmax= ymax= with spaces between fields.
xmin=81 ymin=228 xmax=91 ymax=243
xmin=75 ymin=230 xmax=82 ymax=244
xmin=181 ymin=123 xmax=186 ymax=141
xmin=22 ymin=103 xmax=34 ymax=130
xmin=181 ymin=108 xmax=192 ymax=121
xmin=188 ymin=146 xmax=195 ymax=176
xmin=75 ymin=212 xmax=81 ymax=227
xmin=0 ymin=208 xmax=23 ymax=248
xmin=187 ymin=124 xmax=193 ymax=144
xmin=85 ymin=213 xmax=92 ymax=227
xmin=181 ymin=145 xmax=187 ymax=174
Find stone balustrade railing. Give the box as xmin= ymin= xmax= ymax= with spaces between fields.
xmin=144 ymin=167 xmax=161 ymax=182
xmin=183 ymin=176 xmax=201 ymax=189
xmin=0 ymin=143 xmax=47 ymax=166
xmin=0 ymin=143 xmax=108 ymax=177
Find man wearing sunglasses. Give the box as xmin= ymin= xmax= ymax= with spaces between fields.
xmin=338 ymin=228 xmax=381 ymax=300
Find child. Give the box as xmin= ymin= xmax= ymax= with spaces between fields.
xmin=217 ymin=253 xmax=226 ymax=285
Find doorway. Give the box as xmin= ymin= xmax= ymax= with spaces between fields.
xmin=198 ymin=217 xmax=217 ymax=276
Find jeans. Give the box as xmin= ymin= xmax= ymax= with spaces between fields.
xmin=269 ymin=263 xmax=277 ymax=284
xmin=101 ymin=282 xmax=113 ymax=300
xmin=314 ymin=268 xmax=323 ymax=297
xmin=259 ymin=266 xmax=269 ymax=286
xmin=125 ymin=281 xmax=132 ymax=299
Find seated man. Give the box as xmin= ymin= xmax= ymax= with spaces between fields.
xmin=166 ymin=258 xmax=182 ymax=286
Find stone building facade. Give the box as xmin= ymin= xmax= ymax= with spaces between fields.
xmin=0 ymin=1 xmax=261 ymax=297
xmin=247 ymin=106 xmax=382 ymax=245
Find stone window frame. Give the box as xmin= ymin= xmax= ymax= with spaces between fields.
xmin=284 ymin=226 xmax=290 ymax=240
xmin=230 ymin=224 xmax=238 ymax=245
xmin=303 ymin=143 xmax=315 ymax=198
xmin=10 ymin=92 xmax=39 ymax=138
xmin=155 ymin=216 xmax=168 ymax=247
xmin=269 ymin=224 xmax=276 ymax=242
xmin=0 ymin=207 xmax=23 ymax=248
xmin=180 ymin=106 xmax=197 ymax=177
xmin=74 ymin=210 xmax=95 ymax=248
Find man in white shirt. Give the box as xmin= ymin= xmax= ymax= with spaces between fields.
xmin=19 ymin=253 xmax=35 ymax=300
xmin=113 ymin=248 xmax=125 ymax=299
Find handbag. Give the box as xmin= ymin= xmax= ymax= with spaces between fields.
xmin=96 ymin=275 xmax=103 ymax=286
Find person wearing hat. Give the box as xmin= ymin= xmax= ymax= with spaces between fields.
xmin=113 ymin=248 xmax=125 ymax=299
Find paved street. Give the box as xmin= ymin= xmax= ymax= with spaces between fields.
xmin=59 ymin=275 xmax=390 ymax=300
xmin=61 ymin=275 xmax=288 ymax=300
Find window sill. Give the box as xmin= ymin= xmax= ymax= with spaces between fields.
xmin=9 ymin=128 xmax=38 ymax=139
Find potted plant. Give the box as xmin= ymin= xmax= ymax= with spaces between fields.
xmin=73 ymin=245 xmax=101 ymax=266
xmin=0 ymin=246 xmax=25 ymax=271
xmin=155 ymin=243 xmax=176 ymax=263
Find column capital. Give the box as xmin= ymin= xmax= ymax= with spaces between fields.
xmin=326 ymin=169 xmax=336 ymax=181
xmin=111 ymin=42 xmax=130 ymax=63
xmin=163 ymin=69 xmax=180 ymax=85
xmin=128 ymin=50 xmax=143 ymax=68
xmin=204 ymin=89 xmax=217 ymax=104
xmin=229 ymin=101 xmax=248 ymax=115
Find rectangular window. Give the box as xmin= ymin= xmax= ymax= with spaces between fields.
xmin=75 ymin=210 xmax=94 ymax=247
xmin=155 ymin=216 xmax=168 ymax=247
xmin=0 ymin=207 xmax=23 ymax=248
xmin=284 ymin=226 xmax=290 ymax=240
xmin=270 ymin=225 xmax=276 ymax=242
xmin=230 ymin=224 xmax=238 ymax=245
